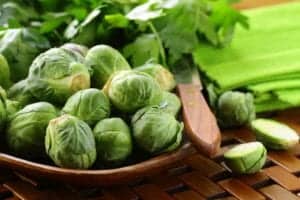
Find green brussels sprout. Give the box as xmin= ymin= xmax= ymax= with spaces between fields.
xmin=159 ymin=92 xmax=181 ymax=116
xmin=135 ymin=64 xmax=176 ymax=91
xmin=104 ymin=70 xmax=163 ymax=113
xmin=62 ymin=89 xmax=110 ymax=126
xmin=61 ymin=43 xmax=89 ymax=57
xmin=27 ymin=48 xmax=91 ymax=105
xmin=45 ymin=115 xmax=97 ymax=169
xmin=7 ymin=79 xmax=36 ymax=106
xmin=0 ymin=28 xmax=50 ymax=82
xmin=224 ymin=142 xmax=267 ymax=174
xmin=132 ymin=106 xmax=183 ymax=154
xmin=0 ymin=54 xmax=12 ymax=89
xmin=5 ymin=99 xmax=22 ymax=119
xmin=251 ymin=119 xmax=300 ymax=150
xmin=0 ymin=89 xmax=6 ymax=132
xmin=217 ymin=91 xmax=255 ymax=128
xmin=86 ymin=45 xmax=131 ymax=88
xmin=93 ymin=118 xmax=132 ymax=167
xmin=6 ymin=102 xmax=58 ymax=159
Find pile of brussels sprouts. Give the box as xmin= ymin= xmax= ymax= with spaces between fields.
xmin=0 ymin=43 xmax=183 ymax=169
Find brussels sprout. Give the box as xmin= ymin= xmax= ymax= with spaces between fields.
xmin=159 ymin=92 xmax=181 ymax=116
xmin=61 ymin=43 xmax=89 ymax=57
xmin=135 ymin=63 xmax=176 ymax=91
xmin=0 ymin=90 xmax=6 ymax=132
xmin=93 ymin=118 xmax=132 ymax=167
xmin=62 ymin=89 xmax=110 ymax=126
xmin=217 ymin=91 xmax=255 ymax=128
xmin=86 ymin=45 xmax=131 ymax=88
xmin=132 ymin=106 xmax=183 ymax=154
xmin=251 ymin=118 xmax=299 ymax=150
xmin=7 ymin=79 xmax=36 ymax=106
xmin=0 ymin=54 xmax=12 ymax=89
xmin=6 ymin=102 xmax=58 ymax=159
xmin=27 ymin=48 xmax=90 ymax=105
xmin=0 ymin=28 xmax=50 ymax=82
xmin=45 ymin=115 xmax=97 ymax=169
xmin=224 ymin=142 xmax=267 ymax=174
xmin=104 ymin=70 xmax=163 ymax=113
xmin=5 ymin=99 xmax=22 ymax=118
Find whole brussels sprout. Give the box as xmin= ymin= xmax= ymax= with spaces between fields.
xmin=6 ymin=102 xmax=58 ymax=159
xmin=7 ymin=79 xmax=37 ymax=106
xmin=93 ymin=118 xmax=132 ymax=167
xmin=86 ymin=45 xmax=131 ymax=88
xmin=0 ymin=28 xmax=50 ymax=82
xmin=62 ymin=89 xmax=110 ymax=126
xmin=45 ymin=115 xmax=97 ymax=169
xmin=217 ymin=91 xmax=255 ymax=128
xmin=27 ymin=48 xmax=91 ymax=105
xmin=132 ymin=106 xmax=183 ymax=154
xmin=104 ymin=70 xmax=163 ymax=113
xmin=0 ymin=54 xmax=12 ymax=89
xmin=135 ymin=64 xmax=176 ymax=91
xmin=61 ymin=43 xmax=89 ymax=57
xmin=159 ymin=92 xmax=181 ymax=116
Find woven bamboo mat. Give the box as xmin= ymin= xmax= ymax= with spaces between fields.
xmin=1 ymin=109 xmax=300 ymax=200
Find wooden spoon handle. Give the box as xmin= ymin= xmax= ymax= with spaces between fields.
xmin=177 ymin=84 xmax=221 ymax=158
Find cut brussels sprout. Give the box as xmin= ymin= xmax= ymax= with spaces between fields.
xmin=135 ymin=63 xmax=176 ymax=91
xmin=0 ymin=54 xmax=12 ymax=89
xmin=62 ymin=88 xmax=110 ymax=126
xmin=27 ymin=48 xmax=90 ymax=105
xmin=86 ymin=45 xmax=131 ymax=88
xmin=159 ymin=91 xmax=181 ymax=116
xmin=104 ymin=70 xmax=163 ymax=113
xmin=45 ymin=115 xmax=97 ymax=169
xmin=0 ymin=28 xmax=50 ymax=82
xmin=61 ymin=43 xmax=89 ymax=57
xmin=132 ymin=106 xmax=183 ymax=154
xmin=217 ymin=91 xmax=256 ymax=128
xmin=93 ymin=118 xmax=132 ymax=167
xmin=6 ymin=102 xmax=58 ymax=159
xmin=251 ymin=118 xmax=299 ymax=150
xmin=7 ymin=79 xmax=37 ymax=106
xmin=224 ymin=142 xmax=267 ymax=174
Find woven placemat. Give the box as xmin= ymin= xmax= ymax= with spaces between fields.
xmin=1 ymin=109 xmax=300 ymax=200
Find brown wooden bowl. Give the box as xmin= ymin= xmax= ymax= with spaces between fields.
xmin=0 ymin=142 xmax=195 ymax=187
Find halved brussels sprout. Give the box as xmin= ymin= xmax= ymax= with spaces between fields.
xmin=61 ymin=43 xmax=89 ymax=57
xmin=135 ymin=63 xmax=176 ymax=91
xmin=45 ymin=115 xmax=97 ymax=169
xmin=217 ymin=91 xmax=256 ymax=128
xmin=0 ymin=54 xmax=12 ymax=89
xmin=27 ymin=48 xmax=90 ymax=105
xmin=86 ymin=45 xmax=131 ymax=88
xmin=93 ymin=118 xmax=132 ymax=167
xmin=7 ymin=79 xmax=36 ymax=106
xmin=6 ymin=102 xmax=58 ymax=159
xmin=104 ymin=70 xmax=163 ymax=113
xmin=159 ymin=91 xmax=181 ymax=116
xmin=0 ymin=28 xmax=50 ymax=82
xmin=251 ymin=118 xmax=299 ymax=150
xmin=224 ymin=142 xmax=267 ymax=174
xmin=62 ymin=88 xmax=110 ymax=126
xmin=132 ymin=106 xmax=183 ymax=154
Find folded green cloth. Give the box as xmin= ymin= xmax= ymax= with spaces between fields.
xmin=194 ymin=2 xmax=300 ymax=91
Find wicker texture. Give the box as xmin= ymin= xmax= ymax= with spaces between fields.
xmin=1 ymin=109 xmax=300 ymax=200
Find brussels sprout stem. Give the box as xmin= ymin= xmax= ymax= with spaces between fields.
xmin=148 ymin=22 xmax=167 ymax=67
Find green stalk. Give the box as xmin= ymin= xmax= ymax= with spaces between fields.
xmin=148 ymin=22 xmax=167 ymax=67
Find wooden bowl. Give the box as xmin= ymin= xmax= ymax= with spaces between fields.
xmin=0 ymin=142 xmax=195 ymax=187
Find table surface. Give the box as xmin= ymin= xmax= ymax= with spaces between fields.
xmin=1 ymin=1 xmax=299 ymax=200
